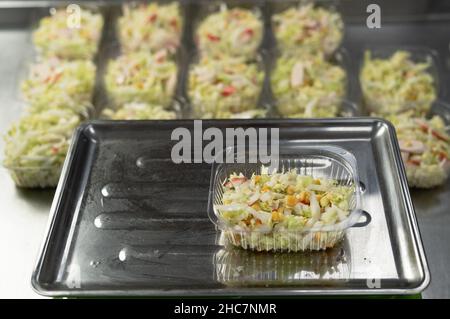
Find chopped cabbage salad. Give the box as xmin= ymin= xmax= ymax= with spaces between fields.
xmin=21 ymin=58 xmax=96 ymax=118
xmin=273 ymin=4 xmax=344 ymax=56
xmin=3 ymin=110 xmax=81 ymax=188
xmin=361 ymin=51 xmax=436 ymax=115
xmin=33 ymin=8 xmax=103 ymax=60
xmin=215 ymin=170 xmax=354 ymax=251
xmin=105 ymin=50 xmax=177 ymax=107
xmin=386 ymin=111 xmax=450 ymax=188
xmin=271 ymin=54 xmax=346 ymax=117
xmin=189 ymin=56 xmax=264 ymax=118
xmin=102 ymin=102 xmax=177 ymax=120
xmin=197 ymin=5 xmax=263 ymax=60
xmin=118 ymin=2 xmax=182 ymax=54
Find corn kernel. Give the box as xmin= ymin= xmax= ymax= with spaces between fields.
xmin=286 ymin=195 xmax=297 ymax=207
xmin=286 ymin=185 xmax=295 ymax=195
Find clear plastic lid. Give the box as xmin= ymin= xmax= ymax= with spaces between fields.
xmin=207 ymin=145 xmax=369 ymax=252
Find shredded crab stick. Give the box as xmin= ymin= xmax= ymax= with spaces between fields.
xmin=188 ymin=56 xmax=264 ymax=119
xmin=386 ymin=111 xmax=450 ymax=188
xmin=273 ymin=4 xmax=344 ymax=56
xmin=271 ymin=54 xmax=346 ymax=118
xmin=102 ymin=102 xmax=176 ymax=120
xmin=21 ymin=58 xmax=96 ymax=118
xmin=118 ymin=2 xmax=182 ymax=54
xmin=197 ymin=5 xmax=263 ymax=60
xmin=33 ymin=8 xmax=103 ymax=60
xmin=105 ymin=50 xmax=177 ymax=107
xmin=361 ymin=51 xmax=436 ymax=115
xmin=215 ymin=170 xmax=354 ymax=251
xmin=3 ymin=109 xmax=81 ymax=188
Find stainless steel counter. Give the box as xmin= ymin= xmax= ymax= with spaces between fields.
xmin=0 ymin=29 xmax=49 ymax=298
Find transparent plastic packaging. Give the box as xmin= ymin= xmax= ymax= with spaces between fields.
xmin=185 ymin=53 xmax=266 ymax=119
xmin=3 ymin=166 xmax=62 ymax=188
xmin=208 ymin=146 xmax=370 ymax=252
xmin=391 ymin=100 xmax=450 ymax=189
xmin=31 ymin=5 xmax=105 ymax=61
xmin=267 ymin=49 xmax=357 ymax=118
xmin=192 ymin=1 xmax=265 ymax=61
xmin=359 ymin=46 xmax=442 ymax=116
xmin=269 ymin=0 xmax=344 ymax=58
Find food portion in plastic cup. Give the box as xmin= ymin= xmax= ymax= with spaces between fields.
xmin=2 ymin=109 xmax=80 ymax=188
xmin=360 ymin=50 xmax=437 ymax=116
xmin=384 ymin=109 xmax=450 ymax=188
xmin=188 ymin=55 xmax=264 ymax=119
xmin=32 ymin=7 xmax=104 ymax=60
xmin=105 ymin=50 xmax=177 ymax=108
xmin=272 ymin=3 xmax=344 ymax=57
xmin=118 ymin=2 xmax=182 ymax=54
xmin=21 ymin=58 xmax=96 ymax=119
xmin=196 ymin=5 xmax=263 ymax=61
xmin=271 ymin=53 xmax=346 ymax=118
xmin=211 ymin=154 xmax=361 ymax=252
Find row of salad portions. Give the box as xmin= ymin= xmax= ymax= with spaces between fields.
xmin=28 ymin=4 xmax=443 ymax=119
xmin=116 ymin=2 xmax=343 ymax=60
xmin=3 ymin=7 xmax=103 ymax=187
xmin=103 ymin=2 xmax=346 ymax=118
xmin=103 ymin=49 xmax=347 ymax=119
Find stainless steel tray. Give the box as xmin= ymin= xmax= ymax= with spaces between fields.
xmin=31 ymin=119 xmax=429 ymax=296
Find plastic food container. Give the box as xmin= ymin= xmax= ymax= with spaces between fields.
xmin=270 ymin=0 xmax=344 ymax=58
xmin=193 ymin=1 xmax=264 ymax=61
xmin=359 ymin=46 xmax=442 ymax=115
xmin=186 ymin=54 xmax=266 ymax=119
xmin=208 ymin=145 xmax=370 ymax=252
xmin=2 ymin=166 xmax=62 ymax=188
xmin=268 ymin=49 xmax=355 ymax=118
xmin=390 ymin=100 xmax=450 ymax=189
xmin=116 ymin=1 xmax=183 ymax=55
xmin=31 ymin=5 xmax=104 ymax=61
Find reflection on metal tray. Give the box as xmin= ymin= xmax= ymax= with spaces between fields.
xmin=31 ymin=119 xmax=429 ymax=296
xmin=214 ymin=236 xmax=352 ymax=286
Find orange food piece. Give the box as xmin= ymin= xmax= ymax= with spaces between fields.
xmin=286 ymin=185 xmax=295 ymax=195
xmin=299 ymin=191 xmax=310 ymax=204
xmin=271 ymin=210 xmax=284 ymax=222
xmin=286 ymin=195 xmax=297 ymax=207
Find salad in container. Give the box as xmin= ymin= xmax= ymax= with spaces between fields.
xmin=208 ymin=147 xmax=368 ymax=252
xmin=105 ymin=50 xmax=177 ymax=108
xmin=385 ymin=110 xmax=450 ymax=188
xmin=33 ymin=7 xmax=104 ymax=60
xmin=102 ymin=102 xmax=177 ymax=120
xmin=188 ymin=56 xmax=264 ymax=119
xmin=271 ymin=54 xmax=346 ymax=118
xmin=361 ymin=50 xmax=437 ymax=116
xmin=196 ymin=5 xmax=263 ymax=61
xmin=273 ymin=3 xmax=344 ymax=57
xmin=118 ymin=2 xmax=182 ymax=54
xmin=21 ymin=58 xmax=96 ymax=118
xmin=3 ymin=109 xmax=81 ymax=188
